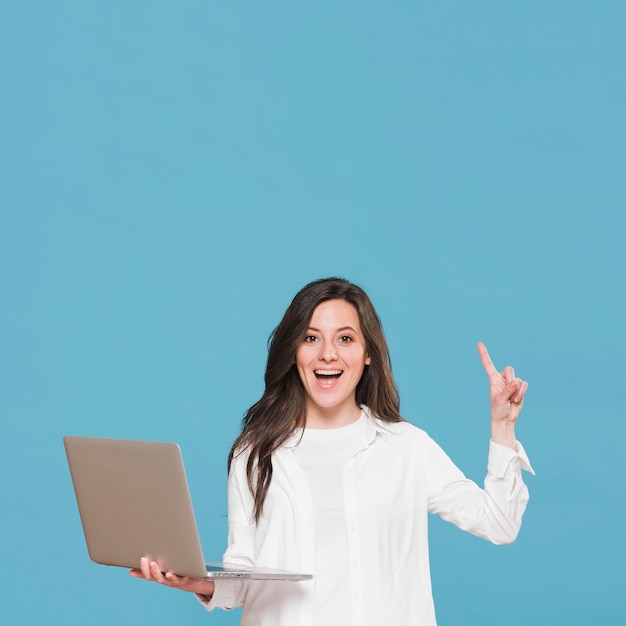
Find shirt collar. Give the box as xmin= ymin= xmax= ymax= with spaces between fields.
xmin=284 ymin=404 xmax=399 ymax=449
xmin=361 ymin=404 xmax=400 ymax=444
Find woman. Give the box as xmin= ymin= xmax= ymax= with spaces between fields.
xmin=131 ymin=277 xmax=534 ymax=625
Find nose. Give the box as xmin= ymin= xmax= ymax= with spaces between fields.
xmin=319 ymin=341 xmax=337 ymax=362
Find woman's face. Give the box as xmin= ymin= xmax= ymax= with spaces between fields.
xmin=295 ymin=299 xmax=371 ymax=427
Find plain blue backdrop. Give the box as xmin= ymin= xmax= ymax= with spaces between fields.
xmin=2 ymin=2 xmax=624 ymax=624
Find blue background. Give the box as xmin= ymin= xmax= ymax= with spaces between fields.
xmin=2 ymin=2 xmax=624 ymax=624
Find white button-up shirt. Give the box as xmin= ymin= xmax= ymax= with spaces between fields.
xmin=200 ymin=406 xmax=534 ymax=625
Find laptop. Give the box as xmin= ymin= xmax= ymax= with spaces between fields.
xmin=63 ymin=435 xmax=312 ymax=581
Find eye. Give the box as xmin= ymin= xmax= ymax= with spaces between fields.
xmin=304 ymin=335 xmax=318 ymax=343
xmin=338 ymin=335 xmax=353 ymax=343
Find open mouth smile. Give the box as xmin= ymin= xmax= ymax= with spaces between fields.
xmin=314 ymin=369 xmax=343 ymax=379
xmin=313 ymin=370 xmax=344 ymax=387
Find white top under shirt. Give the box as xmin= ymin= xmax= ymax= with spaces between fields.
xmin=293 ymin=413 xmax=368 ymax=626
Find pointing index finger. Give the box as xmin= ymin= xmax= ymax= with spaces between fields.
xmin=477 ymin=341 xmax=498 ymax=378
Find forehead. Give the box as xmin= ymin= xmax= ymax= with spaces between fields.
xmin=308 ymin=299 xmax=361 ymax=328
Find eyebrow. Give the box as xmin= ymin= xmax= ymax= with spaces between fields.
xmin=306 ymin=326 xmax=358 ymax=333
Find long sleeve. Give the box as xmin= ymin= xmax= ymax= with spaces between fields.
xmin=198 ymin=443 xmax=316 ymax=624
xmin=196 ymin=453 xmax=255 ymax=612
xmin=426 ymin=436 xmax=535 ymax=544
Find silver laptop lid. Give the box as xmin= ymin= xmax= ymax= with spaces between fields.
xmin=64 ymin=435 xmax=312 ymax=581
xmin=64 ymin=435 xmax=210 ymax=578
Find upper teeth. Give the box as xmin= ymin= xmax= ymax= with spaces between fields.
xmin=315 ymin=370 xmax=342 ymax=376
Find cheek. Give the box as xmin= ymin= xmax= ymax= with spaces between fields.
xmin=354 ymin=348 xmax=370 ymax=369
xmin=296 ymin=366 xmax=307 ymax=385
xmin=295 ymin=347 xmax=307 ymax=369
xmin=294 ymin=351 xmax=310 ymax=384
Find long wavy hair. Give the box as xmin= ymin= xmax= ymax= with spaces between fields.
xmin=228 ymin=277 xmax=403 ymax=521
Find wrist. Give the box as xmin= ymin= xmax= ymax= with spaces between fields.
xmin=490 ymin=420 xmax=517 ymax=450
xmin=197 ymin=580 xmax=215 ymax=602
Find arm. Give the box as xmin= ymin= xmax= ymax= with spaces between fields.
xmin=197 ymin=450 xmax=258 ymax=611
xmin=426 ymin=435 xmax=533 ymax=544
xmin=427 ymin=343 xmax=534 ymax=543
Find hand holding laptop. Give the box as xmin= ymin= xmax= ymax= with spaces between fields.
xmin=130 ymin=557 xmax=215 ymax=599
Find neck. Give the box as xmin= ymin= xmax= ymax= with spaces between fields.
xmin=304 ymin=401 xmax=362 ymax=429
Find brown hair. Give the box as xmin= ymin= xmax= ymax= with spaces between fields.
xmin=228 ymin=277 xmax=403 ymax=521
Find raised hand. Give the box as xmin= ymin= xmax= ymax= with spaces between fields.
xmin=477 ymin=342 xmax=528 ymax=449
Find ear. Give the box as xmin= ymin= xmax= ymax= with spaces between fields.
xmin=365 ymin=354 xmax=371 ymax=366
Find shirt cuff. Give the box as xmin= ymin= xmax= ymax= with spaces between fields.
xmin=488 ymin=439 xmax=535 ymax=478
xmin=195 ymin=592 xmax=214 ymax=609
xmin=195 ymin=579 xmax=244 ymax=612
